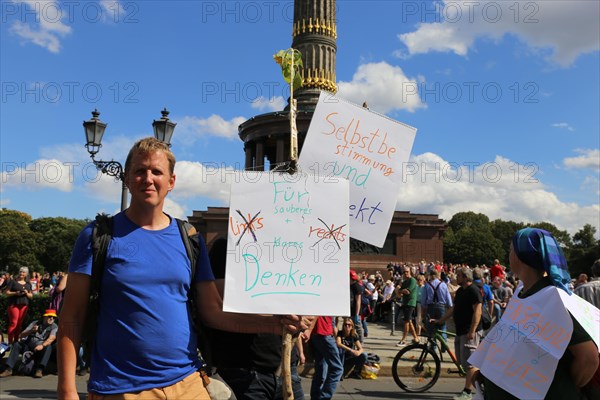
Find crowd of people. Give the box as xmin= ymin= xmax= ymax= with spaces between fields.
xmin=0 ymin=137 xmax=598 ymax=400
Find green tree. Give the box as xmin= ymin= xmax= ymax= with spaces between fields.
xmin=444 ymin=227 xmax=504 ymax=266
xmin=490 ymin=219 xmax=525 ymax=264
xmin=29 ymin=217 xmax=87 ymax=273
xmin=445 ymin=212 xmax=504 ymax=266
xmin=572 ymin=224 xmax=597 ymax=248
xmin=0 ymin=209 xmax=41 ymax=274
xmin=568 ymin=224 xmax=600 ymax=277
xmin=447 ymin=211 xmax=490 ymax=233
xmin=529 ymin=222 xmax=572 ymax=248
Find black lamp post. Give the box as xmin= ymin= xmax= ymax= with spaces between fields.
xmin=152 ymin=108 xmax=177 ymax=146
xmin=83 ymin=109 xmax=177 ymax=211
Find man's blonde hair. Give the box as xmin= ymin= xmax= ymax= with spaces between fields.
xmin=124 ymin=137 xmax=176 ymax=175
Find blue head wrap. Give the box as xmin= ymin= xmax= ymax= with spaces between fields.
xmin=512 ymin=227 xmax=571 ymax=294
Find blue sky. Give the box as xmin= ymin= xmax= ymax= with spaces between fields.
xmin=1 ymin=0 xmax=599 ymax=237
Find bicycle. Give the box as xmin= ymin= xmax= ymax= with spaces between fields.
xmin=392 ymin=327 xmax=466 ymax=392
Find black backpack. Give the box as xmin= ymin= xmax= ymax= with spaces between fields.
xmin=83 ymin=214 xmax=201 ymax=363
xmin=477 ymin=284 xmax=492 ymax=330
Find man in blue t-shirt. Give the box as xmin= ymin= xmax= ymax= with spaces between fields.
xmin=472 ymin=267 xmax=494 ymax=320
xmin=57 ymin=138 xmax=307 ymax=399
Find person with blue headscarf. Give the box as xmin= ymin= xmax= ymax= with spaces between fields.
xmin=483 ymin=228 xmax=599 ymax=400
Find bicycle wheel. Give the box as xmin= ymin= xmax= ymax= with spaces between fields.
xmin=392 ymin=344 xmax=441 ymax=393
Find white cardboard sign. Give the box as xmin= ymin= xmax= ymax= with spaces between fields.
xmin=298 ymin=92 xmax=417 ymax=248
xmin=469 ymin=285 xmax=573 ymax=399
xmin=223 ymin=171 xmax=350 ymax=316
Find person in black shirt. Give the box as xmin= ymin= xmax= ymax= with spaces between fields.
xmin=208 ymin=238 xmax=304 ymax=400
xmin=5 ymin=267 xmax=33 ymax=344
xmin=336 ymin=318 xmax=367 ymax=379
xmin=432 ymin=267 xmax=482 ymax=400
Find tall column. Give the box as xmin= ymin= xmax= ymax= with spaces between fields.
xmin=255 ymin=141 xmax=265 ymax=171
xmin=292 ymin=0 xmax=337 ymax=110
xmin=244 ymin=143 xmax=254 ymax=170
xmin=276 ymin=138 xmax=286 ymax=165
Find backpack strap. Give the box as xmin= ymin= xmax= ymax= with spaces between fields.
xmin=175 ymin=218 xmax=198 ymax=283
xmin=91 ymin=214 xmax=113 ymax=298
xmin=175 ymin=219 xmax=212 ymax=369
xmin=84 ymin=213 xmax=113 ymax=363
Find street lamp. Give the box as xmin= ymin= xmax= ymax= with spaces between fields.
xmin=83 ymin=108 xmax=177 ymax=211
xmin=152 ymin=108 xmax=177 ymax=146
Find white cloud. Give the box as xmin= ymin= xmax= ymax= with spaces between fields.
xmin=552 ymin=122 xmax=575 ymax=132
xmin=581 ymin=176 xmax=600 ymax=196
xmin=41 ymin=136 xmax=135 ymax=163
xmin=337 ymin=62 xmax=426 ymax=114
xmin=397 ymin=152 xmax=599 ymax=236
xmin=99 ymin=0 xmax=126 ymax=23
xmin=563 ymin=149 xmax=600 ymax=171
xmin=251 ymin=96 xmax=286 ymax=112
xmin=171 ymin=161 xmax=235 ymax=204
xmin=398 ymin=1 xmax=600 ymax=66
xmin=176 ymin=115 xmax=247 ymax=143
xmin=163 ymin=197 xmax=187 ymax=220
xmin=8 ymin=1 xmax=72 ymax=53
xmin=1 ymin=159 xmax=75 ymax=192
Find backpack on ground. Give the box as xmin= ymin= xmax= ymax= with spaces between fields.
xmin=17 ymin=351 xmax=35 ymax=375
xmin=83 ymin=213 xmax=202 ymax=363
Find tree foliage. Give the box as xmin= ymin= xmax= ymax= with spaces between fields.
xmin=573 ymin=224 xmax=597 ymax=248
xmin=0 ymin=209 xmax=87 ymax=275
xmin=445 ymin=213 xmax=598 ymax=278
xmin=0 ymin=209 xmax=41 ymax=273
xmin=490 ymin=219 xmax=525 ymax=263
xmin=444 ymin=227 xmax=504 ymax=266
xmin=29 ymin=217 xmax=87 ymax=274
xmin=568 ymin=224 xmax=600 ymax=277
xmin=529 ymin=222 xmax=572 ymax=248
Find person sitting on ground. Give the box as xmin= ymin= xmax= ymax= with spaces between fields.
xmin=336 ymin=317 xmax=368 ymax=379
xmin=490 ymin=276 xmax=509 ymax=320
xmin=0 ymin=309 xmax=58 ymax=378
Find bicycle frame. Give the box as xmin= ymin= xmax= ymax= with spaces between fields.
xmin=432 ymin=329 xmax=466 ymax=376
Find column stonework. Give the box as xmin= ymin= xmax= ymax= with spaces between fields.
xmin=292 ymin=0 xmax=337 ymax=110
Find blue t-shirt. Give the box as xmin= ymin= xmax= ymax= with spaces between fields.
xmin=474 ymin=279 xmax=493 ymax=303
xmin=69 ymin=212 xmax=214 ymax=394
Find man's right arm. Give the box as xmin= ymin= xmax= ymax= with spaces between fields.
xmin=57 ymin=272 xmax=91 ymax=400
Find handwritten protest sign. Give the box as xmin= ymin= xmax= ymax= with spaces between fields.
xmin=298 ymin=92 xmax=417 ymax=247
xmin=469 ymin=285 xmax=572 ymax=399
xmin=559 ymin=289 xmax=600 ymax=348
xmin=223 ymin=171 xmax=350 ymax=316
